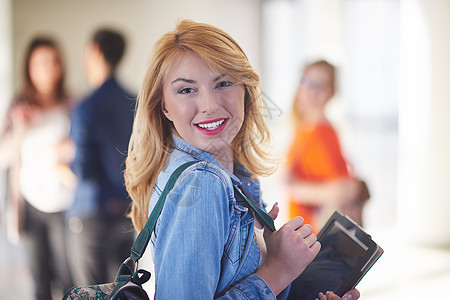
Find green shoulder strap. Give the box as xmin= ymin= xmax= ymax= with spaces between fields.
xmin=234 ymin=186 xmax=277 ymax=232
xmin=129 ymin=161 xmax=197 ymax=262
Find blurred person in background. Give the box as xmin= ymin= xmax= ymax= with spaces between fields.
xmin=286 ymin=60 xmax=369 ymax=232
xmin=67 ymin=28 xmax=136 ymax=286
xmin=0 ymin=36 xmax=75 ymax=300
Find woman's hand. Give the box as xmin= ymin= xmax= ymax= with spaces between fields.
xmin=315 ymin=289 xmax=360 ymax=300
xmin=256 ymin=203 xmax=321 ymax=295
xmin=11 ymin=104 xmax=41 ymax=128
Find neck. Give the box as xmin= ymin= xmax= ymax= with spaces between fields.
xmin=300 ymin=107 xmax=327 ymax=125
xmin=220 ymin=159 xmax=234 ymax=174
xmin=211 ymin=149 xmax=234 ymax=173
xmin=35 ymin=93 xmax=60 ymax=109
xmin=90 ymin=69 xmax=111 ymax=89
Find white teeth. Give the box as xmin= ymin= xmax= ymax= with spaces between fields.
xmin=198 ymin=119 xmax=225 ymax=130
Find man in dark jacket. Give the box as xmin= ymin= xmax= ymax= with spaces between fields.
xmin=68 ymin=28 xmax=135 ymax=285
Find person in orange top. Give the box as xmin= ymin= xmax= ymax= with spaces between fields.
xmin=286 ymin=60 xmax=369 ymax=232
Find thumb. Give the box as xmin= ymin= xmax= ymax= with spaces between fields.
xmin=342 ymin=289 xmax=360 ymax=300
xmin=263 ymin=203 xmax=279 ymax=240
xmin=267 ymin=202 xmax=279 ymax=221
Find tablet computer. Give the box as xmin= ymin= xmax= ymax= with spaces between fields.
xmin=288 ymin=211 xmax=383 ymax=299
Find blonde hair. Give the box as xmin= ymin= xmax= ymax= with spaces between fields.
xmin=125 ymin=19 xmax=276 ymax=231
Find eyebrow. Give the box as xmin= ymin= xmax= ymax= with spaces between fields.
xmin=170 ymin=74 xmax=227 ymax=84
xmin=214 ymin=74 xmax=227 ymax=81
xmin=171 ymin=78 xmax=195 ymax=84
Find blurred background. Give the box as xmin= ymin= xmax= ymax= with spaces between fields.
xmin=1 ymin=0 xmax=449 ymax=299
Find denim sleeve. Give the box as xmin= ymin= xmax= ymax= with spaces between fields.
xmin=153 ymin=166 xmax=276 ymax=300
xmin=221 ymin=274 xmax=276 ymax=300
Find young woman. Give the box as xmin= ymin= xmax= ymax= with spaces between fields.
xmin=286 ymin=60 xmax=368 ymax=230
xmin=125 ymin=20 xmax=360 ymax=300
xmin=0 ymin=37 xmax=75 ymax=299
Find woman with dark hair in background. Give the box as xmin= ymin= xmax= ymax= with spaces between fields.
xmin=0 ymin=36 xmax=75 ymax=300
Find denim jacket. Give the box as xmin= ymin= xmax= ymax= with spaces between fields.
xmin=148 ymin=136 xmax=286 ymax=299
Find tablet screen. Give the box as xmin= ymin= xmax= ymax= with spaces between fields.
xmin=313 ymin=222 xmax=368 ymax=289
xmin=288 ymin=213 xmax=381 ymax=299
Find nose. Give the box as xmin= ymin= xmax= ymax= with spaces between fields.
xmin=198 ymin=89 xmax=219 ymax=114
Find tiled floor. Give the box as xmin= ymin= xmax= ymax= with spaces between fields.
xmin=1 ymin=121 xmax=449 ymax=299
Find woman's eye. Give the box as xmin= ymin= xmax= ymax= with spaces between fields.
xmin=178 ymin=87 xmax=196 ymax=94
xmin=216 ymin=81 xmax=233 ymax=88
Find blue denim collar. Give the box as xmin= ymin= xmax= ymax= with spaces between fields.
xmin=172 ymin=135 xmax=253 ymax=186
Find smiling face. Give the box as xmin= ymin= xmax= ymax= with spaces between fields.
xmin=162 ymin=52 xmax=245 ymax=167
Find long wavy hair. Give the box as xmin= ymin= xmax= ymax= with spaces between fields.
xmin=125 ymin=19 xmax=276 ymax=231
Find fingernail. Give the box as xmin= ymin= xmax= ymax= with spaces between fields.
xmin=342 ymin=295 xmax=352 ymax=300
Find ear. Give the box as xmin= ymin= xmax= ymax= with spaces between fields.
xmin=161 ymin=102 xmax=172 ymax=121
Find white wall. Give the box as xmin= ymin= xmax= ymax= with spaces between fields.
xmin=0 ymin=0 xmax=12 ymax=126
xmin=341 ymin=0 xmax=400 ymax=231
xmin=397 ymin=0 xmax=450 ymax=247
xmin=0 ymin=0 xmax=12 ymax=219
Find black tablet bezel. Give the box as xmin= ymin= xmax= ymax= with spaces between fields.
xmin=316 ymin=211 xmax=383 ymax=296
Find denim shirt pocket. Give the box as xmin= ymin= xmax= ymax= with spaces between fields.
xmin=223 ymin=202 xmax=248 ymax=264
xmin=223 ymin=200 xmax=259 ymax=265
xmin=234 ymin=211 xmax=260 ymax=277
xmin=218 ymin=201 xmax=262 ymax=296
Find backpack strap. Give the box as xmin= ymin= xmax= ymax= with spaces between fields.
xmin=234 ymin=186 xmax=277 ymax=232
xmin=129 ymin=161 xmax=197 ymax=263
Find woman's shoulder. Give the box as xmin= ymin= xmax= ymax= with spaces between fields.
xmin=315 ymin=120 xmax=336 ymax=131
xmin=296 ymin=121 xmax=338 ymax=143
xmin=312 ymin=121 xmax=340 ymax=142
xmin=151 ymin=146 xmax=237 ymax=208
xmin=150 ymin=159 xmax=234 ymax=225
xmin=163 ymin=158 xmax=233 ymax=192
xmin=290 ymin=121 xmax=333 ymax=145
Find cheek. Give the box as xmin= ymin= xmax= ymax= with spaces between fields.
xmin=300 ymin=89 xmax=320 ymax=105
xmin=164 ymin=99 xmax=193 ymax=126
xmin=228 ymin=90 xmax=246 ymax=132
xmin=52 ymin=65 xmax=62 ymax=79
xmin=315 ymin=92 xmax=330 ymax=105
xmin=233 ymin=88 xmax=246 ymax=114
xmin=29 ymin=67 xmax=48 ymax=87
xmin=30 ymin=63 xmax=60 ymax=84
